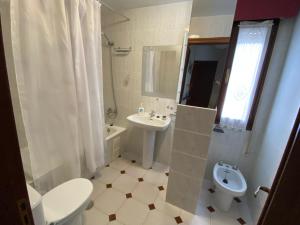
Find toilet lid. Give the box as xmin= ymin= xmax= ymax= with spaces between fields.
xmin=42 ymin=178 xmax=93 ymax=224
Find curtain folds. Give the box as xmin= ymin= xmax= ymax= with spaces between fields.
xmin=221 ymin=21 xmax=272 ymax=130
xmin=11 ymin=0 xmax=105 ymax=193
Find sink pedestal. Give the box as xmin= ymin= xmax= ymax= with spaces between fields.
xmin=142 ymin=130 xmax=156 ymax=169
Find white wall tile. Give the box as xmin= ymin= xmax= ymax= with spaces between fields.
xmin=175 ymin=105 xmax=217 ymax=134
xmin=167 ymin=170 xmax=202 ymax=200
xmin=173 ymin=129 xmax=210 ymax=158
xmin=170 ymin=151 xmax=207 ymax=179
xmin=102 ymin=1 xmax=192 ymax=165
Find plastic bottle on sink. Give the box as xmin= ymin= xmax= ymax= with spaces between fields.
xmin=138 ymin=103 xmax=144 ymax=115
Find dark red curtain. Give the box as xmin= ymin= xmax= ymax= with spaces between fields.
xmin=235 ymin=0 xmax=300 ymax=21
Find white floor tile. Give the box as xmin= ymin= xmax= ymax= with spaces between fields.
xmin=156 ymin=185 xmax=167 ymax=201
xmin=83 ymin=208 xmax=108 ymax=225
xmin=143 ymin=169 xmax=168 ymax=186
xmin=143 ymin=210 xmax=177 ymax=225
xmin=117 ymin=198 xmax=149 ymax=225
xmin=132 ymin=181 xmax=159 ymax=204
xmin=211 ymin=210 xmax=238 ymax=225
xmin=91 ymin=180 xmax=106 ymax=200
xmin=198 ymin=188 xmax=212 ymax=207
xmin=108 ymin=221 xmax=123 ymax=225
xmin=180 ymin=210 xmax=210 ymax=225
xmin=110 ymin=158 xmax=131 ymax=170
xmin=112 ymin=174 xmax=138 ymax=194
xmin=97 ymin=167 xmax=121 ymax=184
xmin=84 ymin=164 xmax=253 ymax=225
xmin=229 ymin=199 xmax=254 ymax=225
xmin=152 ymin=162 xmax=169 ymax=173
xmin=125 ymin=164 xmax=147 ymax=179
xmin=154 ymin=198 xmax=181 ymax=218
xmin=94 ymin=188 xmax=126 ymax=215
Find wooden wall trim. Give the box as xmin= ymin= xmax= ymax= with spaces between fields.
xmin=188 ymin=37 xmax=230 ymax=45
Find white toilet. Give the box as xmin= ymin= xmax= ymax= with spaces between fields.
xmin=26 ymin=178 xmax=93 ymax=225
xmin=213 ymin=162 xmax=247 ymax=211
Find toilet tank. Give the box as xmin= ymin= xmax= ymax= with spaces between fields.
xmin=26 ymin=184 xmax=46 ymax=225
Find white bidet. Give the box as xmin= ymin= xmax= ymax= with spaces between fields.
xmin=213 ymin=162 xmax=247 ymax=211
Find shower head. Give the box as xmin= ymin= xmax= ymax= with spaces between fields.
xmin=101 ymin=32 xmax=114 ymax=46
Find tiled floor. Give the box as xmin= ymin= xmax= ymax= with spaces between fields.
xmin=83 ymin=157 xmax=253 ymax=225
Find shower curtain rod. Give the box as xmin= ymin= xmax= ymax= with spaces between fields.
xmin=98 ymin=0 xmax=130 ymax=22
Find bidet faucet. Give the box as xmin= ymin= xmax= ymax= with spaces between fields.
xmin=232 ymin=165 xmax=238 ymax=170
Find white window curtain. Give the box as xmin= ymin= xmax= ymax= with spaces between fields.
xmin=11 ymin=0 xmax=105 ymax=193
xmin=221 ymin=21 xmax=273 ymax=130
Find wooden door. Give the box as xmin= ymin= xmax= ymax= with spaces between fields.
xmin=186 ymin=60 xmax=218 ymax=107
xmin=0 ymin=18 xmax=35 ymax=225
xmin=258 ymin=108 xmax=300 ymax=225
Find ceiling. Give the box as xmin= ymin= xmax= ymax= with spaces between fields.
xmin=101 ymin=0 xmax=190 ymax=10
xmin=101 ymin=0 xmax=237 ymax=18
xmin=191 ymin=0 xmax=237 ymax=17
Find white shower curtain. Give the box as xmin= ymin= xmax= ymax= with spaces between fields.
xmin=11 ymin=0 xmax=105 ymax=193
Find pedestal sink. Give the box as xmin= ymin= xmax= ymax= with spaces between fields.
xmin=127 ymin=113 xmax=171 ymax=169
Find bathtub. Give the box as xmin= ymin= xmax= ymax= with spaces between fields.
xmin=104 ymin=124 xmax=126 ymax=164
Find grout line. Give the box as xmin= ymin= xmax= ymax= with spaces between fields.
xmin=175 ymin=127 xmax=211 ymax=137
xmin=169 ymin=168 xmax=204 ymax=182
xmin=172 ymin=148 xmax=208 ymax=160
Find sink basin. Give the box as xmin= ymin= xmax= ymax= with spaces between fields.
xmin=127 ymin=113 xmax=171 ymax=169
xmin=127 ymin=113 xmax=171 ymax=131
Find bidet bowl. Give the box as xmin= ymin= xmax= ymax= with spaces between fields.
xmin=213 ymin=162 xmax=247 ymax=211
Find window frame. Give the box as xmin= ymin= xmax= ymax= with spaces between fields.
xmin=215 ymin=19 xmax=280 ymax=130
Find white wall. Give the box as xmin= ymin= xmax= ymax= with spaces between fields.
xmin=102 ymin=1 xmax=192 ymax=165
xmin=245 ymin=15 xmax=300 ymax=223
xmin=189 ymin=15 xmax=234 ymax=38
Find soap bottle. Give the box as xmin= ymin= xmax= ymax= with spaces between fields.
xmin=138 ymin=103 xmax=144 ymax=114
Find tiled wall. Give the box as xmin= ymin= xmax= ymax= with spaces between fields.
xmin=102 ymin=2 xmax=192 ymax=165
xmin=166 ymin=105 xmax=216 ymax=213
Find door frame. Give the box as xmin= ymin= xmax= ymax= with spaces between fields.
xmin=0 ymin=18 xmax=35 ymax=225
xmin=258 ymin=108 xmax=300 ymax=225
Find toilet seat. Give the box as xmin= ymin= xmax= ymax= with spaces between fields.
xmin=42 ymin=178 xmax=93 ymax=225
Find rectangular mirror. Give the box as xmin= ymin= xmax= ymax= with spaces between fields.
xmin=180 ymin=43 xmax=229 ymax=108
xmin=142 ymin=45 xmax=182 ymax=99
xmin=177 ymin=0 xmax=237 ymax=108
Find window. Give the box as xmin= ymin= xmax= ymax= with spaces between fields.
xmin=218 ymin=20 xmax=278 ymax=130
